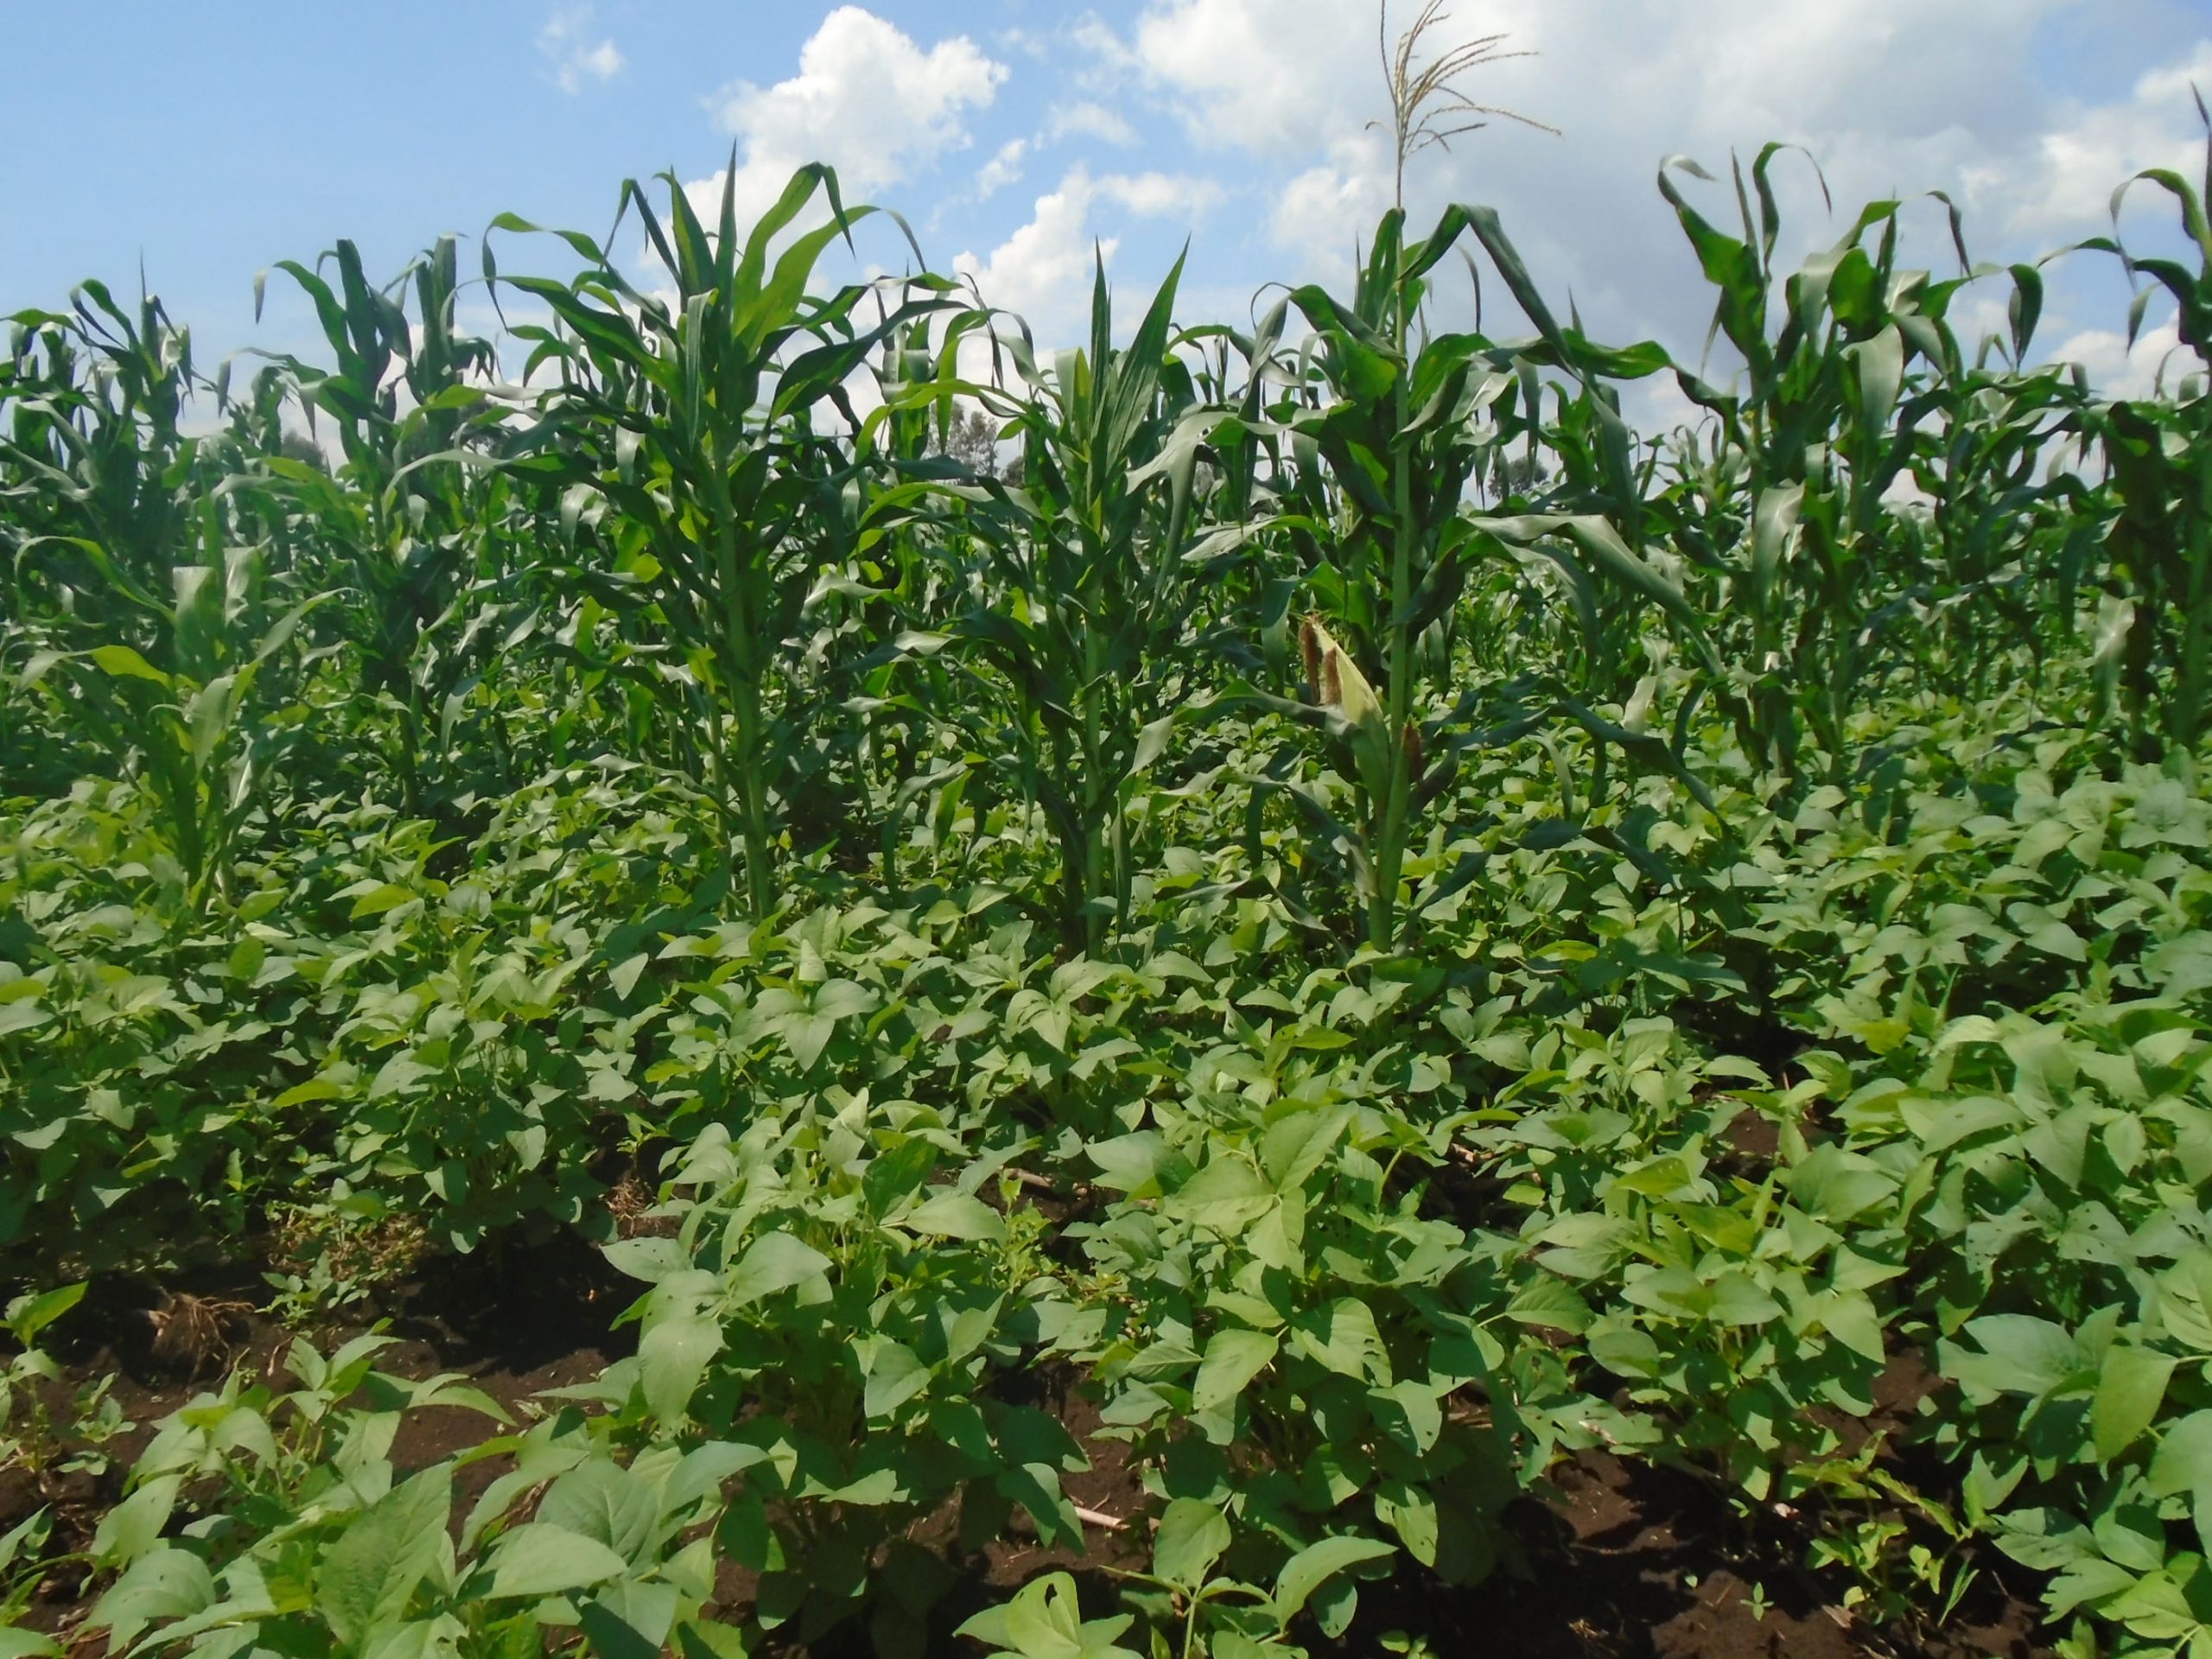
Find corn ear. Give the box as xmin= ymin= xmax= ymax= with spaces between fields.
xmin=1302 ymin=615 xmax=1386 ymax=734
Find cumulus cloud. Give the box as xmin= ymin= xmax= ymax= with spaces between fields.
xmin=690 ymin=7 xmax=1007 ymax=240
xmin=2005 ymin=42 xmax=2212 ymax=234
xmin=951 ymin=162 xmax=1226 ymax=346
xmin=957 ymin=168 xmax=1116 ymax=344
xmin=1051 ymin=100 xmax=1139 ymax=146
xmin=1131 ymin=0 xmax=1372 ymax=156
xmin=2051 ymin=318 xmax=2194 ymax=399
xmin=1271 ymin=130 xmax=1392 ymax=257
xmin=538 ymin=6 xmax=625 ymax=95
xmin=1096 ymin=171 xmax=1224 ymax=219
xmin=971 ymin=137 xmax=1030 ymax=203
xmin=1071 ymin=13 xmax=1141 ymax=78
xmin=1105 ymin=0 xmax=2209 ymax=369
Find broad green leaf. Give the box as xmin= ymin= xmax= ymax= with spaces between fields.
xmin=1273 ymin=1533 xmax=1395 ymax=1620
xmin=993 ymin=1462 xmax=1084 ymax=1552
xmin=6 ymin=1281 xmax=86 ymax=1344
xmin=87 ymin=645 xmax=171 ymax=687
xmin=1948 ymin=1314 xmax=2080 ymax=1399
xmin=1084 ymin=1132 xmax=1173 ymax=1196
xmin=537 ymin=1459 xmax=660 ymax=1566
xmin=906 ymin=1190 xmax=1006 ymax=1241
xmin=639 ymin=1314 xmax=721 ymax=1427
xmin=609 ymin=952 xmax=651 ymax=999
xmin=1291 ymin=1299 xmax=1392 ymax=1383
xmin=861 ymin=1337 xmax=930 ymax=1419
xmin=783 ymin=1012 xmax=837 ymax=1071
xmin=1371 ymin=1380 xmax=1444 ymax=1457
xmin=486 ymin=1522 xmax=631 ymax=1600
xmin=602 ymin=1236 xmax=689 ymax=1283
xmin=1786 ymin=1143 xmax=1897 ymax=1225
xmin=2150 ymin=1409 xmax=2212 ymax=1497
xmin=727 ymin=1231 xmax=833 ymax=1304
xmin=1376 ymin=1479 xmax=1440 ymax=1567
xmin=87 ymin=1547 xmax=214 ymax=1652
xmin=347 ymin=883 xmax=417 ymax=921
xmin=1707 ymin=1271 xmax=1784 ymax=1326
xmin=1152 ymin=1498 xmax=1231 ymax=1591
xmin=957 ymin=1569 xmax=1141 ymax=1657
xmin=318 ymin=1464 xmax=454 ymax=1645
xmin=581 ymin=1580 xmax=681 ymax=1659
xmin=1162 ymin=1157 xmax=1275 ymax=1233
xmin=0 ymin=1001 xmax=49 ymax=1038
xmin=1611 ymin=1155 xmax=1693 ymax=1198
xmin=2096 ymin=1346 xmax=2178 ymax=1461
xmin=92 ymin=1474 xmax=182 ymax=1568
xmin=271 ymin=1077 xmax=346 ymax=1110
xmin=1191 ymin=1329 xmax=1279 ymax=1411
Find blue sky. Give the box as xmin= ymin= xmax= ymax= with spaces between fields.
xmin=5 ymin=1 xmax=2210 ymax=423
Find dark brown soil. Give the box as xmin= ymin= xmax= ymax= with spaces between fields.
xmin=1720 ymin=1104 xmax=1783 ymax=1166
xmin=1327 ymin=1450 xmax=2046 ymax=1659
xmin=4 ymin=1244 xmax=2053 ymax=1659
xmin=4 ymin=1233 xmax=630 ymax=1644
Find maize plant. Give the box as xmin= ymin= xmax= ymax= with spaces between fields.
xmin=486 ymin=162 xmax=948 ymax=916
xmin=861 ymin=253 xmax=1214 ymax=947
xmin=1641 ymin=149 xmax=1988 ymax=775
xmin=2081 ymin=116 xmax=2212 ymax=753
xmin=5 ymin=22 xmax=2212 ymax=1659
xmin=22 ymin=543 xmax=326 ymax=918
xmin=3 ymin=286 xmax=334 ymax=912
xmin=250 ymin=236 xmax=512 ymax=811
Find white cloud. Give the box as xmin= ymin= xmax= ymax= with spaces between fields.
xmin=972 ymin=137 xmax=1029 ymax=203
xmin=952 ymin=163 xmax=1229 ymax=346
xmin=2005 ymin=42 xmax=2212 ymax=234
xmin=1271 ymin=131 xmax=1391 ymax=256
xmin=695 ymin=7 xmax=1007 ymax=234
xmin=2051 ymin=318 xmax=2193 ymax=398
xmin=1071 ymin=13 xmax=1141 ymax=77
xmin=956 ymin=168 xmax=1116 ymax=346
xmin=1097 ymin=171 xmax=1224 ymax=220
xmin=995 ymin=26 xmax=1052 ymax=62
xmin=538 ymin=6 xmax=625 ymax=95
xmin=1052 ymin=100 xmax=1139 ymax=146
xmin=1112 ymin=0 xmax=2209 ymax=376
xmin=1128 ymin=0 xmax=1376 ymax=156
xmin=569 ymin=41 xmax=624 ymax=89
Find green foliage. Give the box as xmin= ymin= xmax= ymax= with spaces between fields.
xmin=6 ymin=95 xmax=2212 ymax=1659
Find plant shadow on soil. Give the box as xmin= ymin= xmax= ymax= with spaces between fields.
xmin=5 ymin=1232 xmax=634 ymax=1636
xmin=9 ymin=1238 xmax=2052 ymax=1659
xmin=781 ymin=1444 xmax=2053 ymax=1659
xmin=773 ymin=1360 xmax=2052 ymax=1659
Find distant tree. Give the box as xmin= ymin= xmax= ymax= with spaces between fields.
xmin=276 ymin=428 xmax=329 ymax=471
xmin=1488 ymin=447 xmax=1547 ymax=499
xmin=934 ymin=405 xmax=1001 ymax=479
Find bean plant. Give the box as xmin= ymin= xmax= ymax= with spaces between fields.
xmin=5 ymin=12 xmax=2212 ymax=1659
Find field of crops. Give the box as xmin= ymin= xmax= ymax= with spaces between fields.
xmin=5 ymin=29 xmax=2212 ymax=1657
